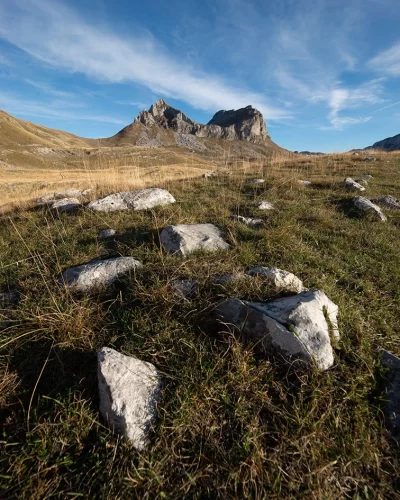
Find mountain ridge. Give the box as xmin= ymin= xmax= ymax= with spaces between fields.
xmin=365 ymin=132 xmax=400 ymax=152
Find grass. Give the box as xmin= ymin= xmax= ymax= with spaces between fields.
xmin=1 ymin=152 xmax=400 ymax=498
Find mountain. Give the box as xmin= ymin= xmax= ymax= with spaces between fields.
xmin=100 ymin=99 xmax=279 ymax=153
xmin=0 ymin=110 xmax=92 ymax=148
xmin=365 ymin=133 xmax=400 ymax=152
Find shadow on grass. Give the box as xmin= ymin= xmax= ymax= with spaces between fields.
xmin=330 ymin=198 xmax=364 ymax=219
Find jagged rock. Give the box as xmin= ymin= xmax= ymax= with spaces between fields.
xmin=171 ymin=279 xmax=199 ymax=299
xmin=50 ymin=198 xmax=81 ymax=213
xmin=247 ymin=178 xmax=265 ymax=184
xmin=59 ymin=257 xmax=142 ymax=292
xmin=246 ymin=267 xmax=305 ymax=293
xmin=364 ymin=157 xmax=376 ymax=162
xmin=99 ymin=229 xmax=116 ymax=239
xmin=207 ymin=290 xmax=339 ymax=370
xmin=380 ymin=350 xmax=400 ymax=440
xmin=344 ymin=177 xmax=366 ymax=192
xmin=353 ymin=197 xmax=387 ymax=221
xmin=373 ymin=195 xmax=400 ymax=210
xmin=134 ymin=99 xmax=269 ymax=144
xmin=298 ymin=180 xmax=312 ymax=186
xmin=257 ymin=201 xmax=275 ymax=210
xmin=97 ymin=347 xmax=161 ymax=451
xmin=160 ymin=224 xmax=230 ymax=257
xmin=87 ymin=188 xmax=176 ymax=212
xmin=230 ymin=215 xmax=263 ymax=227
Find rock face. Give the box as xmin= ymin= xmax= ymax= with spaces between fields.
xmin=353 ymin=197 xmax=387 ymax=221
xmin=344 ymin=178 xmax=365 ymax=192
xmin=97 ymin=347 xmax=161 ymax=451
xmin=366 ymin=133 xmax=400 ymax=152
xmin=246 ymin=267 xmax=305 ymax=293
xmin=373 ymin=195 xmax=400 ymax=210
xmin=208 ymin=290 xmax=339 ymax=370
xmin=160 ymin=224 xmax=230 ymax=257
xmin=133 ymin=99 xmax=270 ymax=144
xmin=380 ymin=350 xmax=400 ymax=440
xmin=87 ymin=188 xmax=176 ymax=212
xmin=59 ymin=257 xmax=142 ymax=292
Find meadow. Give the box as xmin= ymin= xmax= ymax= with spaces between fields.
xmin=1 ymin=152 xmax=400 ymax=498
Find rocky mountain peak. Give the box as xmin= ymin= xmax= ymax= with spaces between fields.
xmin=131 ymin=99 xmax=270 ymax=144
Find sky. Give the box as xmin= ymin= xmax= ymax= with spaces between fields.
xmin=0 ymin=0 xmax=400 ymax=152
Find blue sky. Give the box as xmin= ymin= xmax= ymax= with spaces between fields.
xmin=0 ymin=0 xmax=400 ymax=152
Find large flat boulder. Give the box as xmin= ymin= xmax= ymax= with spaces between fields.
xmin=373 ymin=195 xmax=400 ymax=210
xmin=98 ymin=347 xmax=162 ymax=451
xmin=208 ymin=290 xmax=339 ymax=370
xmin=50 ymin=198 xmax=81 ymax=213
xmin=87 ymin=188 xmax=176 ymax=212
xmin=160 ymin=223 xmax=230 ymax=257
xmin=380 ymin=350 xmax=400 ymax=440
xmin=59 ymin=257 xmax=142 ymax=293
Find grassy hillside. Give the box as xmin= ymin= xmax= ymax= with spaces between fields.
xmin=1 ymin=153 xmax=400 ymax=498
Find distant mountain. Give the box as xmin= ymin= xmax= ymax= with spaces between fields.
xmin=365 ymin=133 xmax=400 ymax=152
xmin=100 ymin=99 xmax=284 ymax=155
xmin=0 ymin=110 xmax=92 ymax=148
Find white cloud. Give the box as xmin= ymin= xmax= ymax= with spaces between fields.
xmin=0 ymin=91 xmax=126 ymax=125
xmin=0 ymin=0 xmax=290 ymax=121
xmin=368 ymin=43 xmax=400 ymax=76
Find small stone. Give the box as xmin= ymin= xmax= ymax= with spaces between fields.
xmin=51 ymin=198 xmax=81 ymax=213
xmin=160 ymin=224 xmax=230 ymax=257
xmin=343 ymin=177 xmax=365 ymax=192
xmin=298 ymin=180 xmax=312 ymax=186
xmin=99 ymin=229 xmax=117 ymax=239
xmin=230 ymin=214 xmax=263 ymax=227
xmin=363 ymin=174 xmax=373 ymax=179
xmin=380 ymin=350 xmax=400 ymax=441
xmin=353 ymin=197 xmax=387 ymax=222
xmin=248 ymin=178 xmax=265 ymax=184
xmin=87 ymin=188 xmax=176 ymax=212
xmin=246 ymin=267 xmax=305 ymax=293
xmin=203 ymin=172 xmax=217 ymax=179
xmin=59 ymin=257 xmax=142 ymax=293
xmin=257 ymin=201 xmax=275 ymax=210
xmin=98 ymin=347 xmax=161 ymax=451
xmin=171 ymin=279 xmax=199 ymax=299
xmin=363 ymin=157 xmax=376 ymax=162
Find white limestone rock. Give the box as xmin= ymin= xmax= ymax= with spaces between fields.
xmin=353 ymin=196 xmax=387 ymax=222
xmin=160 ymin=223 xmax=230 ymax=257
xmin=257 ymin=201 xmax=275 ymax=210
xmin=209 ymin=290 xmax=339 ymax=370
xmin=246 ymin=267 xmax=305 ymax=293
xmin=50 ymin=198 xmax=81 ymax=213
xmin=37 ymin=189 xmax=83 ymax=205
xmin=247 ymin=178 xmax=265 ymax=184
xmin=298 ymin=180 xmax=312 ymax=186
xmin=230 ymin=214 xmax=263 ymax=227
xmin=87 ymin=188 xmax=176 ymax=212
xmin=344 ymin=177 xmax=365 ymax=192
xmin=59 ymin=257 xmax=142 ymax=293
xmin=98 ymin=347 xmax=161 ymax=451
xmin=373 ymin=195 xmax=400 ymax=210
xmin=99 ymin=228 xmax=117 ymax=239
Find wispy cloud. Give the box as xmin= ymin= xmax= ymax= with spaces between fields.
xmin=0 ymin=91 xmax=126 ymax=125
xmin=368 ymin=42 xmax=400 ymax=76
xmin=24 ymin=79 xmax=77 ymax=99
xmin=0 ymin=0 xmax=290 ymax=121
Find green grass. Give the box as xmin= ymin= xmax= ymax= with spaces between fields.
xmin=1 ymin=154 xmax=400 ymax=499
